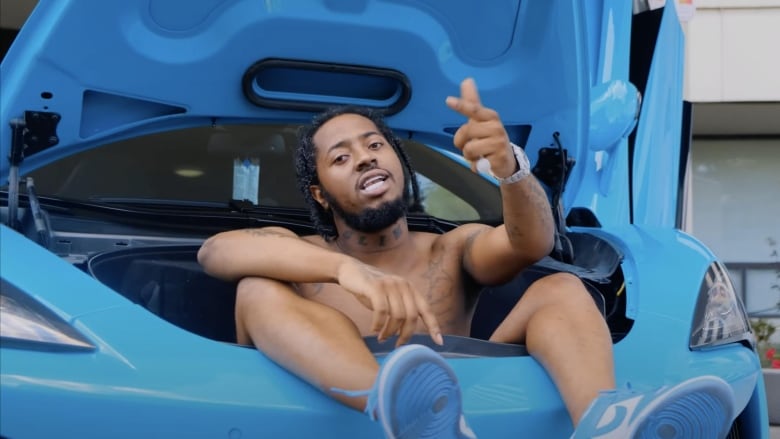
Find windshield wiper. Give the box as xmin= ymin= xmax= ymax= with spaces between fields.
xmin=89 ymin=197 xmax=228 ymax=209
xmin=89 ymin=197 xmax=310 ymax=219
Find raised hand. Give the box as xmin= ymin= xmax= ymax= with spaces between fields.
xmin=445 ymin=78 xmax=517 ymax=179
xmin=336 ymin=260 xmax=443 ymax=347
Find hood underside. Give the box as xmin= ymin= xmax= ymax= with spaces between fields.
xmin=2 ymin=1 xmax=666 ymax=221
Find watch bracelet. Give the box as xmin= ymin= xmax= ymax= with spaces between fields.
xmin=496 ymin=142 xmax=531 ymax=185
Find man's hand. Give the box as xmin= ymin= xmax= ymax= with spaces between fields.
xmin=336 ymin=260 xmax=443 ymax=347
xmin=445 ymin=78 xmax=517 ymax=179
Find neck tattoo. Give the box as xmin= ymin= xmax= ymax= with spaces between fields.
xmin=337 ymin=224 xmax=406 ymax=251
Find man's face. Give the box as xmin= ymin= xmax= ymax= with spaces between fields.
xmin=310 ymin=113 xmax=407 ymax=232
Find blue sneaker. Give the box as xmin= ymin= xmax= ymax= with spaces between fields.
xmin=366 ymin=344 xmax=477 ymax=439
xmin=572 ymin=375 xmax=735 ymax=439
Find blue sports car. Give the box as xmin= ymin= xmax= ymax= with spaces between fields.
xmin=0 ymin=0 xmax=766 ymax=437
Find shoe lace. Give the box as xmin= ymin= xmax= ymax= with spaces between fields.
xmin=331 ymin=387 xmax=379 ymax=421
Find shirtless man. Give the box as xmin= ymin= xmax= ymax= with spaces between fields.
xmin=198 ymin=78 xmax=731 ymax=438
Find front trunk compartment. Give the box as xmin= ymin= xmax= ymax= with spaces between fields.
xmin=2 ymin=199 xmax=632 ymax=348
xmin=88 ymin=244 xmax=238 ymax=343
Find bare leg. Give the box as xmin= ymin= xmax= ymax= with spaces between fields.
xmin=235 ymin=277 xmax=379 ymax=411
xmin=488 ymin=273 xmax=615 ymax=426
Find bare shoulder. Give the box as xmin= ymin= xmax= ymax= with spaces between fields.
xmin=410 ymin=224 xmax=492 ymax=261
xmin=434 ymin=223 xmax=492 ymax=250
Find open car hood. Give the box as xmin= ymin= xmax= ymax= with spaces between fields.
xmin=1 ymin=0 xmax=651 ymax=222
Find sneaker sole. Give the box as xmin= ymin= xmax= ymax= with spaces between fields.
xmin=376 ymin=344 xmax=474 ymax=439
xmin=630 ymin=375 xmax=735 ymax=439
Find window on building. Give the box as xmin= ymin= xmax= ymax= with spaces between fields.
xmin=689 ymin=138 xmax=780 ymax=317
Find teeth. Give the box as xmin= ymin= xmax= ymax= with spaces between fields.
xmin=364 ymin=181 xmax=383 ymax=191
xmin=362 ymin=176 xmax=385 ymax=189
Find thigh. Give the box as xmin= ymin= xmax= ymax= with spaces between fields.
xmin=488 ymin=272 xmax=592 ymax=344
xmin=234 ymin=276 xmax=364 ymax=346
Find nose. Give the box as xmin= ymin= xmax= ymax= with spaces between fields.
xmin=355 ymin=149 xmax=378 ymax=172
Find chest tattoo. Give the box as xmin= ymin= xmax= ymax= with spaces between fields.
xmin=421 ymin=246 xmax=457 ymax=305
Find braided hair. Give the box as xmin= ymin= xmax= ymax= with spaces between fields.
xmin=295 ymin=106 xmax=423 ymax=241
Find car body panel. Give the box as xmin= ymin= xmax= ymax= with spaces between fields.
xmin=572 ymin=0 xmax=634 ymax=227
xmin=630 ymin=4 xmax=686 ymax=228
xmin=1 ymin=219 xmax=763 ymax=437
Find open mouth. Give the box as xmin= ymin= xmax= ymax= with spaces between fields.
xmin=358 ymin=171 xmax=390 ymax=196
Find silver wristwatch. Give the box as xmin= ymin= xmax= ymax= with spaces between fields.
xmin=493 ymin=142 xmax=531 ymax=185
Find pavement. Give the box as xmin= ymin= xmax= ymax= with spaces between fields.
xmin=772 ymin=425 xmax=780 ymax=438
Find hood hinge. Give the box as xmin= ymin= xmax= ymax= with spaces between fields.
xmin=6 ymin=111 xmax=61 ymax=230
xmin=532 ymin=132 xmax=576 ymax=264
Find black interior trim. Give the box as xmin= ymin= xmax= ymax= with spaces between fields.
xmin=363 ymin=334 xmax=528 ymax=358
xmin=677 ymin=100 xmax=692 ymax=230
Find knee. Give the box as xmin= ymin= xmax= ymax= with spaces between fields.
xmin=526 ymin=272 xmax=592 ymax=306
xmin=236 ymin=277 xmax=296 ymax=310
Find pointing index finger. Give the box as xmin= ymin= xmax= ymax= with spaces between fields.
xmin=445 ymin=78 xmax=495 ymax=122
xmin=460 ymin=77 xmax=481 ymax=105
xmin=414 ymin=294 xmax=444 ymax=345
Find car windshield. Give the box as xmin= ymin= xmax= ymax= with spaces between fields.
xmin=22 ymin=124 xmax=503 ymax=222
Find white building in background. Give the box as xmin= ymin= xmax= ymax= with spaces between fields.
xmin=681 ymin=1 xmax=780 ymax=330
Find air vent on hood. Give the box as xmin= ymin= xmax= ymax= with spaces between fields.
xmin=242 ymin=59 xmax=411 ymax=115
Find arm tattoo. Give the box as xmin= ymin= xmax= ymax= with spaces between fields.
xmin=506 ymin=223 xmax=525 ymax=242
xmin=505 ymin=179 xmax=553 ymax=242
xmin=530 ymin=182 xmax=554 ymax=230
xmin=242 ymin=228 xmax=295 ymax=239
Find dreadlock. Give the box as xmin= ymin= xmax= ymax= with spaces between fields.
xmin=295 ymin=106 xmax=423 ymax=241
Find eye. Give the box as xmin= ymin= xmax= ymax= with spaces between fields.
xmin=332 ymin=154 xmax=348 ymax=165
xmin=368 ymin=141 xmax=383 ymax=150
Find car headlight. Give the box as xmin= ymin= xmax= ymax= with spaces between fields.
xmin=1 ymin=279 xmax=95 ymax=351
xmin=690 ymin=261 xmax=753 ymax=350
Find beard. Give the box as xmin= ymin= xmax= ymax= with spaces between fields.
xmin=322 ymin=190 xmax=407 ymax=233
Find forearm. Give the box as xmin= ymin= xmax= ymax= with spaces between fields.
xmin=500 ymin=175 xmax=555 ymax=260
xmin=198 ymin=227 xmax=351 ymax=282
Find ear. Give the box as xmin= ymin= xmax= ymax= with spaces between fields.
xmin=310 ymin=185 xmax=328 ymax=210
